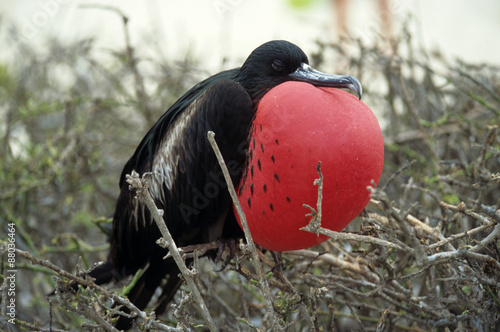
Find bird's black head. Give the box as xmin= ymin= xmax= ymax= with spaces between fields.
xmin=237 ymin=40 xmax=362 ymax=102
xmin=240 ymin=40 xmax=309 ymax=79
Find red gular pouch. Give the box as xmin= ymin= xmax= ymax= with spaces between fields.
xmin=235 ymin=81 xmax=384 ymax=251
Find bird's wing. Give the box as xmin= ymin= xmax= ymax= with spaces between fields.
xmin=110 ymin=78 xmax=253 ymax=274
xmin=118 ymin=69 xmax=239 ymax=188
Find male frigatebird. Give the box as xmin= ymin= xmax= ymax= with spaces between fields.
xmin=88 ymin=40 xmax=362 ymax=329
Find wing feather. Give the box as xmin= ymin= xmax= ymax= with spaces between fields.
xmin=110 ymin=79 xmax=253 ymax=275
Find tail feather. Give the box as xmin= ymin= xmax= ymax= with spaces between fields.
xmin=86 ymin=261 xmax=115 ymax=285
xmin=114 ymin=261 xmax=182 ymax=330
xmin=82 ymin=257 xmax=185 ymax=330
xmin=152 ymin=264 xmax=183 ymax=316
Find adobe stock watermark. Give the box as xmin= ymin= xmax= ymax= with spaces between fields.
xmin=20 ymin=0 xmax=71 ymax=40
xmin=3 ymin=223 xmax=17 ymax=325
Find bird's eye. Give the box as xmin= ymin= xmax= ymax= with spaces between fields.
xmin=272 ymin=59 xmax=285 ymax=72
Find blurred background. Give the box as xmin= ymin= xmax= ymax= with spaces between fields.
xmin=1 ymin=0 xmax=499 ymax=69
xmin=1 ymin=1 xmax=499 ymax=331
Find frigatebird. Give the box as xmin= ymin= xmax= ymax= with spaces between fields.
xmin=89 ymin=40 xmax=362 ymax=329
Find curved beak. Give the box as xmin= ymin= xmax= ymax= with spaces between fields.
xmin=289 ymin=63 xmax=362 ymax=99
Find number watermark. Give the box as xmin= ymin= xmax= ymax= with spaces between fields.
xmin=4 ymin=223 xmax=17 ymax=324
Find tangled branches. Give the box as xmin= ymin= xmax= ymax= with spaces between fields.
xmin=1 ymin=16 xmax=499 ymax=331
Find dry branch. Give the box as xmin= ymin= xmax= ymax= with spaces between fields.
xmin=125 ymin=170 xmax=217 ymax=331
xmin=207 ymin=131 xmax=282 ymax=330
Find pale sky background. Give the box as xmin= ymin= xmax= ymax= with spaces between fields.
xmin=1 ymin=0 xmax=499 ymax=71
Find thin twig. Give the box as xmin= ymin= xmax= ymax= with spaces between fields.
xmin=164 ymin=241 xmax=220 ymax=259
xmin=302 ymin=162 xmax=323 ymax=234
xmin=15 ymin=248 xmax=180 ymax=331
xmin=424 ymin=248 xmax=500 ymax=270
xmin=125 ymin=170 xmax=217 ymax=331
xmin=427 ymin=223 xmax=493 ymax=250
xmin=80 ymin=4 xmax=155 ymax=123
xmin=440 ymin=201 xmax=495 ymax=226
xmin=286 ymin=250 xmax=380 ymax=283
xmin=300 ymin=163 xmax=407 ymax=252
xmin=310 ymin=227 xmax=407 ymax=251
xmin=207 ymin=131 xmax=281 ymax=330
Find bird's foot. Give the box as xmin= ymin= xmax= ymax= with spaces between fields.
xmin=215 ymin=238 xmax=240 ymax=271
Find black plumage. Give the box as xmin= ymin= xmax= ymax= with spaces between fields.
xmin=88 ymin=40 xmax=362 ymax=329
